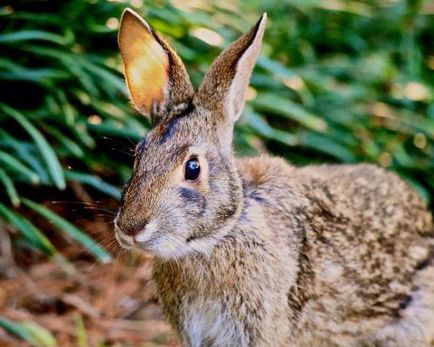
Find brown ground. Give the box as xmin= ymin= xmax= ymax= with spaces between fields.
xmin=0 ymin=256 xmax=179 ymax=347
xmin=0 ymin=196 xmax=180 ymax=347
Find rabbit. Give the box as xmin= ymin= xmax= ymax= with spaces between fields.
xmin=113 ymin=8 xmax=434 ymax=347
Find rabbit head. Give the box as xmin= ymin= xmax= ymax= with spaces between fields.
xmin=114 ymin=9 xmax=266 ymax=259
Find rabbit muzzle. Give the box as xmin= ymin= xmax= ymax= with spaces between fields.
xmin=114 ymin=212 xmax=164 ymax=251
xmin=114 ymin=222 xmax=135 ymax=249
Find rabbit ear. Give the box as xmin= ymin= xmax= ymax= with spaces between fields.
xmin=197 ymin=14 xmax=266 ymax=150
xmin=118 ymin=9 xmax=194 ymax=124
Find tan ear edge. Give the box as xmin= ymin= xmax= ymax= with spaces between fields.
xmin=196 ymin=13 xmax=267 ymax=154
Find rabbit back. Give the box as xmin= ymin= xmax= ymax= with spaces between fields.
xmin=238 ymin=156 xmax=434 ymax=345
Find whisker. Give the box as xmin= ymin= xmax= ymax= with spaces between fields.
xmin=83 ymin=206 xmax=115 ymax=215
xmin=51 ymin=200 xmax=104 ymax=205
xmin=110 ymin=147 xmax=135 ymax=157
xmin=101 ymin=136 xmax=136 ymax=152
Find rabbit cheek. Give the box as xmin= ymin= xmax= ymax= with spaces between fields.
xmin=179 ymin=188 xmax=207 ymax=216
xmin=134 ymin=220 xmax=159 ymax=246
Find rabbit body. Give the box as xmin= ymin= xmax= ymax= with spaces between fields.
xmin=115 ymin=9 xmax=434 ymax=347
xmin=154 ymin=157 xmax=434 ymax=347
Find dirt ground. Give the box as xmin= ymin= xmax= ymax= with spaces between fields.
xmin=0 ymin=255 xmax=180 ymax=347
xmin=0 ymin=197 xmax=180 ymax=347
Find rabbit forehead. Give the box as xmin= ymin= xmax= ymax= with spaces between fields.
xmin=141 ymin=107 xmax=214 ymax=153
xmin=134 ymin=136 xmax=190 ymax=176
xmin=134 ymin=119 xmax=207 ymax=173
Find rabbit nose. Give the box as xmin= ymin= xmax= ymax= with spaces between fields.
xmin=122 ymin=223 xmax=147 ymax=237
xmin=118 ymin=219 xmax=148 ymax=237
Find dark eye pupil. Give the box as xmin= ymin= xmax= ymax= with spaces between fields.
xmin=185 ymin=159 xmax=200 ymax=180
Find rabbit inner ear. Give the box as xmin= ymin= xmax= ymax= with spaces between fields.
xmin=119 ymin=9 xmax=169 ymax=117
xmin=119 ymin=9 xmax=194 ymax=124
xmin=197 ymin=14 xmax=267 ymax=152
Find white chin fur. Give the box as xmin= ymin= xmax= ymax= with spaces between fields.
xmin=152 ymin=224 xmax=233 ymax=260
xmin=134 ymin=220 xmax=159 ymax=242
xmin=115 ymin=230 xmax=134 ymax=250
xmin=136 ymin=233 xmax=216 ymax=260
xmin=116 ymin=219 xmax=234 ymax=259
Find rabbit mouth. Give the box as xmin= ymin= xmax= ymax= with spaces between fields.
xmin=115 ymin=229 xmax=159 ymax=251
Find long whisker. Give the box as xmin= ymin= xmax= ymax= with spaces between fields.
xmin=101 ymin=136 xmax=136 ymax=152
xmin=51 ymin=201 xmax=116 ymax=216
xmin=83 ymin=207 xmax=116 ymax=215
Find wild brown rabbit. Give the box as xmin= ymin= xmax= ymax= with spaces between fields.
xmin=114 ymin=8 xmax=434 ymax=347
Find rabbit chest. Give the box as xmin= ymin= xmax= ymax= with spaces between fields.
xmin=180 ymin=297 xmax=246 ymax=347
xmin=154 ymin=226 xmax=296 ymax=347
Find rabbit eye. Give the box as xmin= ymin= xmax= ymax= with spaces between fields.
xmin=185 ymin=158 xmax=200 ymax=181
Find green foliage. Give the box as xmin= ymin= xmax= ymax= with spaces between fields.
xmin=22 ymin=198 xmax=112 ymax=263
xmin=255 ymin=0 xmax=434 ymax=196
xmin=0 ymin=317 xmax=57 ymax=347
xmin=0 ymin=0 xmax=433 ymax=262
xmin=0 ymin=202 xmax=57 ymax=256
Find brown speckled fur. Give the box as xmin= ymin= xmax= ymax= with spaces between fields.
xmin=115 ymin=9 xmax=434 ymax=347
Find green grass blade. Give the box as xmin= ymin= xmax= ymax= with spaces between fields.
xmin=0 ymin=150 xmax=40 ymax=184
xmin=0 ymin=104 xmax=66 ymax=189
xmin=0 ymin=203 xmax=57 ymax=256
xmin=0 ymin=69 xmax=69 ymax=83
xmin=244 ymin=110 xmax=298 ymax=146
xmin=64 ymin=171 xmax=121 ymax=199
xmin=0 ymin=30 xmax=68 ymax=45
xmin=300 ymin=132 xmax=358 ymax=162
xmin=22 ymin=199 xmax=112 ymax=263
xmin=42 ymin=124 xmax=84 ymax=158
xmin=0 ymin=317 xmax=57 ymax=347
xmin=0 ymin=129 xmax=51 ymax=183
xmin=74 ymin=315 xmax=89 ymax=347
xmin=20 ymin=320 xmax=58 ymax=347
xmin=0 ymin=168 xmax=20 ymax=207
xmin=0 ymin=317 xmax=35 ymax=345
xmin=253 ymin=93 xmax=328 ymax=132
xmin=79 ymin=60 xmax=126 ymax=96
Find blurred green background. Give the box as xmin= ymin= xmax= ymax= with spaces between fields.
xmin=0 ymin=0 xmax=433 ymax=263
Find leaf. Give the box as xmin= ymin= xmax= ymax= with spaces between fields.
xmin=300 ymin=132 xmax=358 ymax=162
xmin=0 ymin=150 xmax=40 ymax=184
xmin=54 ymin=91 xmax=96 ymax=148
xmin=0 ymin=70 xmax=69 ymax=83
xmin=65 ymin=171 xmax=121 ymax=199
xmin=0 ymin=104 xmax=66 ymax=190
xmin=244 ymin=110 xmax=298 ymax=146
xmin=257 ymin=57 xmax=297 ymax=80
xmin=0 ymin=203 xmax=57 ymax=256
xmin=20 ymin=321 xmax=57 ymax=347
xmin=42 ymin=124 xmax=84 ymax=158
xmin=0 ymin=129 xmax=51 ymax=184
xmin=74 ymin=315 xmax=89 ymax=347
xmin=253 ymin=93 xmax=328 ymax=132
xmin=87 ymin=120 xmax=145 ymax=140
xmin=80 ymin=60 xmax=126 ymax=96
xmin=0 ymin=30 xmax=69 ymax=45
xmin=6 ymin=12 xmax=64 ymax=25
xmin=22 ymin=199 xmax=112 ymax=263
xmin=0 ymin=317 xmax=35 ymax=344
xmin=0 ymin=58 xmax=70 ymax=82
xmin=0 ymin=317 xmax=57 ymax=347
xmin=0 ymin=168 xmax=20 ymax=207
